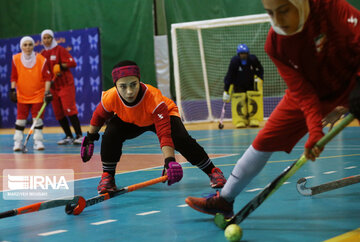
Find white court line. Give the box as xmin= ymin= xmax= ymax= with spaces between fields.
xmin=344 ymin=166 xmax=357 ymax=169
xmin=177 ymin=204 xmax=188 ymax=207
xmin=38 ymin=230 xmax=67 ymax=236
xmin=283 ymin=181 xmax=290 ymax=184
xmin=91 ymin=219 xmax=117 ymax=225
xmin=323 ymin=171 xmax=337 ymax=175
xmin=246 ymin=188 xmax=263 ymax=192
xmin=305 ymin=176 xmax=315 ymax=179
xmin=136 ymin=211 xmax=160 ymax=216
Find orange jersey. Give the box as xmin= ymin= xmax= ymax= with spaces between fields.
xmin=101 ymin=84 xmax=179 ymax=127
xmin=11 ymin=53 xmax=51 ymax=103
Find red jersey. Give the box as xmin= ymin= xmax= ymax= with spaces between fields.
xmin=91 ymin=83 xmax=180 ymax=148
xmin=41 ymin=45 xmax=76 ymax=88
xmin=265 ymin=0 xmax=360 ymax=135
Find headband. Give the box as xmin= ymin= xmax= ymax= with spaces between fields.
xmin=111 ymin=65 xmax=140 ymax=84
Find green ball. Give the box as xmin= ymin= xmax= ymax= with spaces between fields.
xmin=214 ymin=213 xmax=227 ymax=229
xmin=224 ymin=224 xmax=243 ymax=242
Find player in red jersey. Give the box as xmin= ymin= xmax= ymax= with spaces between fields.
xmin=80 ymin=60 xmax=227 ymax=194
xmin=41 ymin=29 xmax=83 ymax=145
xmin=185 ymin=0 xmax=360 ymax=218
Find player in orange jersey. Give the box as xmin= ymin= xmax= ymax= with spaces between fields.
xmin=80 ymin=60 xmax=226 ymax=194
xmin=9 ymin=36 xmax=52 ymax=151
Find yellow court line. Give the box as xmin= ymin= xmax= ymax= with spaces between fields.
xmin=324 ymin=228 xmax=360 ymax=242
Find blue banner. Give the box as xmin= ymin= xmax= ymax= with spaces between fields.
xmin=0 ymin=28 xmax=102 ymax=128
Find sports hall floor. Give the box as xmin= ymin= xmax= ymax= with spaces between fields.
xmin=0 ymin=120 xmax=359 ymax=242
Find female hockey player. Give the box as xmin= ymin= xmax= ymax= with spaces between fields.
xmin=185 ymin=0 xmax=360 ymax=218
xmin=81 ymin=60 xmax=227 ymax=194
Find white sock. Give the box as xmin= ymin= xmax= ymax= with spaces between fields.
xmin=221 ymin=145 xmax=272 ymax=202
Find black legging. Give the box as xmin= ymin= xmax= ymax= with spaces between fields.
xmin=100 ymin=115 xmax=209 ymax=165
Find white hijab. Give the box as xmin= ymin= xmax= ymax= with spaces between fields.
xmin=270 ymin=0 xmax=310 ymax=36
xmin=20 ymin=36 xmax=36 ymax=68
xmin=41 ymin=29 xmax=58 ymax=50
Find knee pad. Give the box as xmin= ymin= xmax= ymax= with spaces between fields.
xmin=15 ymin=119 xmax=26 ymax=128
xmin=33 ymin=118 xmax=44 ymax=128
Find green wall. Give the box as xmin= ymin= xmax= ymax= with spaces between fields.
xmin=1 ymin=0 xmax=359 ymax=94
xmin=0 ymin=0 xmax=156 ymax=90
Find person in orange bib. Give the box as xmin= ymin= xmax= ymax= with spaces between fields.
xmin=80 ymin=60 xmax=227 ymax=194
xmin=9 ymin=36 xmax=52 ymax=151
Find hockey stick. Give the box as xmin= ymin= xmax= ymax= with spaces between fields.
xmin=0 ymin=196 xmax=81 ymax=219
xmin=219 ymin=84 xmax=234 ymax=129
xmin=218 ymin=102 xmax=226 ymax=129
xmin=214 ymin=113 xmax=354 ymax=229
xmin=22 ymin=102 xmax=47 ymax=153
xmin=296 ymin=174 xmax=360 ymax=196
xmin=65 ymin=175 xmax=168 ymax=215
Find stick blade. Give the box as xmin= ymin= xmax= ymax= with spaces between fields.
xmin=21 ymin=146 xmax=28 ymax=153
xmin=296 ymin=177 xmax=312 ymax=196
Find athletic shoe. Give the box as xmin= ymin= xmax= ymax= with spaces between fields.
xmin=57 ymin=136 xmax=74 ymax=145
xmin=185 ymin=191 xmax=234 ymax=219
xmin=97 ymin=172 xmax=117 ymax=194
xmin=13 ymin=141 xmax=22 ymax=152
xmin=73 ymin=135 xmax=83 ymax=145
xmin=208 ymin=167 xmax=226 ymax=188
xmin=33 ymin=140 xmax=45 ymax=150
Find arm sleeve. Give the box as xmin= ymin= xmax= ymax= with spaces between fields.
xmin=90 ymin=103 xmax=114 ymax=127
xmin=254 ymin=56 xmax=264 ymax=80
xmin=223 ymin=57 xmax=238 ymax=92
xmin=59 ymin=47 xmax=77 ymax=68
xmin=331 ymin=0 xmax=360 ymax=75
xmin=151 ymin=102 xmax=174 ymax=148
xmin=269 ymin=54 xmax=324 ymax=140
xmin=10 ymin=59 xmax=18 ymax=83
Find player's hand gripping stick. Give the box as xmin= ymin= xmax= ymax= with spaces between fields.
xmin=162 ymin=157 xmax=183 ymax=186
xmin=81 ymin=132 xmax=100 ymax=162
